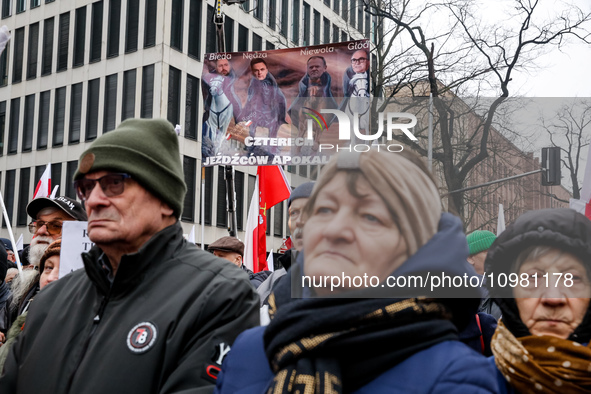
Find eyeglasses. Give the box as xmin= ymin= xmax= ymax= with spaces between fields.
xmin=74 ymin=173 xmax=132 ymax=201
xmin=351 ymin=57 xmax=368 ymax=64
xmin=28 ymin=220 xmax=63 ymax=235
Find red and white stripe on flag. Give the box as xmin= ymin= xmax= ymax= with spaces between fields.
xmin=243 ymin=166 xmax=291 ymax=273
xmin=33 ymin=163 xmax=52 ymax=199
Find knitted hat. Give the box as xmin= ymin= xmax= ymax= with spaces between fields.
xmin=74 ymin=118 xmax=187 ymax=218
xmin=208 ymin=236 xmax=244 ymax=256
xmin=39 ymin=239 xmax=61 ymax=274
xmin=466 ymin=230 xmax=496 ymax=256
xmin=287 ymin=182 xmax=315 ymax=208
xmin=304 ymin=151 xmax=441 ymax=256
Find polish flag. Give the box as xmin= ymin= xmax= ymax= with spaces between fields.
xmin=244 ymin=166 xmax=291 ymax=273
xmin=33 ymin=163 xmax=51 ymax=199
xmin=570 ymin=143 xmax=591 ymax=220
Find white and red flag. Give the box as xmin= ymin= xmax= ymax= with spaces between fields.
xmin=33 ymin=163 xmax=52 ymax=199
xmin=570 ymin=143 xmax=591 ymax=220
xmin=244 ymin=166 xmax=290 ymax=273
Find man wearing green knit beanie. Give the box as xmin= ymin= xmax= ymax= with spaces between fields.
xmin=0 ymin=118 xmax=260 ymax=393
xmin=466 ymin=230 xmax=497 ymax=275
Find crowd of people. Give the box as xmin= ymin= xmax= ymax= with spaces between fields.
xmin=0 ymin=117 xmax=589 ymax=393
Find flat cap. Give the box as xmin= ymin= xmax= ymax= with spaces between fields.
xmin=208 ymin=236 xmax=244 ymax=256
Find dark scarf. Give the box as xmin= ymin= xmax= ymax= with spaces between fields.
xmin=263 ymin=266 xmax=459 ymax=394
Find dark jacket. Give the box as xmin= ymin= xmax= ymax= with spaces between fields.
xmin=459 ymin=312 xmax=497 ymax=357
xmin=0 ymin=222 xmax=260 ymax=393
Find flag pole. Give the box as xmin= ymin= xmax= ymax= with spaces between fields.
xmin=0 ymin=191 xmax=23 ymax=275
xmin=201 ymin=167 xmax=205 ymax=250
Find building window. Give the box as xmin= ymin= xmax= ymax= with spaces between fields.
xmin=57 ymin=12 xmax=70 ymax=72
xmin=16 ymin=0 xmax=25 ymax=13
xmin=299 ymin=165 xmax=307 ymax=177
xmin=69 ymin=83 xmax=82 ymax=144
xmin=122 ymin=69 xmax=136 ymax=121
xmin=303 ymin=3 xmax=310 ymax=45
xmin=201 ymin=166 xmax=213 ymax=225
xmin=350 ymin=0 xmax=356 ymax=26
xmin=37 ymin=90 xmax=50 ymax=149
xmin=42 ymin=17 xmax=54 ymax=75
xmin=8 ymin=98 xmax=19 ymax=154
xmin=90 ymin=1 xmax=103 ymax=62
xmin=0 ymin=42 xmax=8 ymax=86
xmin=170 ymin=0 xmax=183 ymax=51
xmin=357 ymin=1 xmax=364 ymax=32
xmin=65 ymin=160 xmax=77 ymax=199
xmin=188 ymin=0 xmax=202 ymax=58
xmin=27 ymin=23 xmax=39 ymax=80
xmin=53 ymin=87 xmax=65 ymax=146
xmin=22 ymin=94 xmax=35 ymax=152
xmin=342 ymin=0 xmax=348 ymax=20
xmin=31 ymin=0 xmax=40 ymax=8
xmin=216 ymin=167 xmax=227 ymax=228
xmin=205 ymin=5 xmax=216 ymax=53
xmin=324 ymin=0 xmax=330 ymax=6
xmin=323 ymin=17 xmax=330 ymax=44
xmin=182 ymin=155 xmax=196 ymax=222
xmin=280 ymin=0 xmax=288 ymax=37
xmin=332 ymin=24 xmax=338 ymax=44
xmin=253 ymin=0 xmax=262 ymax=21
xmin=86 ymin=78 xmax=99 ymax=141
xmin=107 ymin=0 xmax=121 ymax=57
xmin=73 ymin=7 xmax=86 ymax=68
xmin=274 ymin=201 xmax=283 ymax=237
xmin=51 ymin=162 xmax=61 ymax=196
xmin=141 ymin=64 xmax=154 ymax=118
xmin=224 ymin=15 xmax=234 ymax=52
xmin=333 ymin=0 xmax=339 ymax=14
xmin=17 ymin=168 xmax=30 ymax=226
xmin=266 ymin=41 xmax=275 ymax=50
xmin=268 ymin=0 xmax=276 ymax=30
xmin=2 ymin=170 xmax=14 ymax=227
xmin=125 ymin=0 xmax=139 ymax=52
xmin=185 ymin=73 xmax=199 ymax=140
xmin=144 ymin=0 xmax=156 ymax=47
xmin=313 ymin=10 xmax=320 ymax=45
xmin=341 ymin=31 xmax=348 ymax=42
xmin=235 ymin=170 xmax=244 ymax=230
xmin=252 ymin=33 xmax=262 ymax=51
xmin=167 ymin=66 xmax=181 ymax=126
xmin=292 ymin=0 xmax=300 ymax=45
xmin=12 ymin=28 xmax=24 ymax=83
xmin=104 ymin=74 xmax=118 ymax=132
xmin=2 ymin=0 xmax=11 ymax=18
xmin=0 ymin=101 xmax=6 ymax=155
xmin=238 ymin=24 xmax=247 ymax=52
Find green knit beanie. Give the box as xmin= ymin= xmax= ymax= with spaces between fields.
xmin=74 ymin=118 xmax=187 ymax=218
xmin=466 ymin=230 xmax=496 ymax=256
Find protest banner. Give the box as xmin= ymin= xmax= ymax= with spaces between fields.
xmin=201 ymin=39 xmax=370 ymax=166
xmin=59 ymin=221 xmax=93 ymax=278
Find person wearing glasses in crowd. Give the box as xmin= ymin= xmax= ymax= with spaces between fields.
xmin=341 ymin=49 xmax=371 ymax=142
xmin=4 ymin=196 xmax=86 ymax=333
xmin=0 ymin=118 xmax=259 ymax=393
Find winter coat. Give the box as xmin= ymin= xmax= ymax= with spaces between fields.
xmin=215 ymin=326 xmax=499 ymax=394
xmin=0 ymin=222 xmax=260 ymax=393
xmin=459 ymin=312 xmax=497 ymax=357
xmin=215 ymin=214 xmax=500 ymax=393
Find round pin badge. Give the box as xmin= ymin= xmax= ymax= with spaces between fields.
xmin=127 ymin=322 xmax=158 ymax=354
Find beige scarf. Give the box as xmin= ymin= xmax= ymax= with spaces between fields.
xmin=491 ymin=320 xmax=591 ymax=393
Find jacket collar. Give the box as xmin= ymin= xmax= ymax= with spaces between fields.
xmin=83 ymin=221 xmax=184 ymax=296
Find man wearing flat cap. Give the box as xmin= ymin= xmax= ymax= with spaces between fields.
xmin=208 ymin=236 xmax=269 ymax=288
xmin=0 ymin=118 xmax=259 ymax=393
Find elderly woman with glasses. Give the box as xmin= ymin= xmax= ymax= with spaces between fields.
xmin=215 ymin=150 xmax=498 ymax=394
xmin=485 ymin=208 xmax=591 ymax=393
